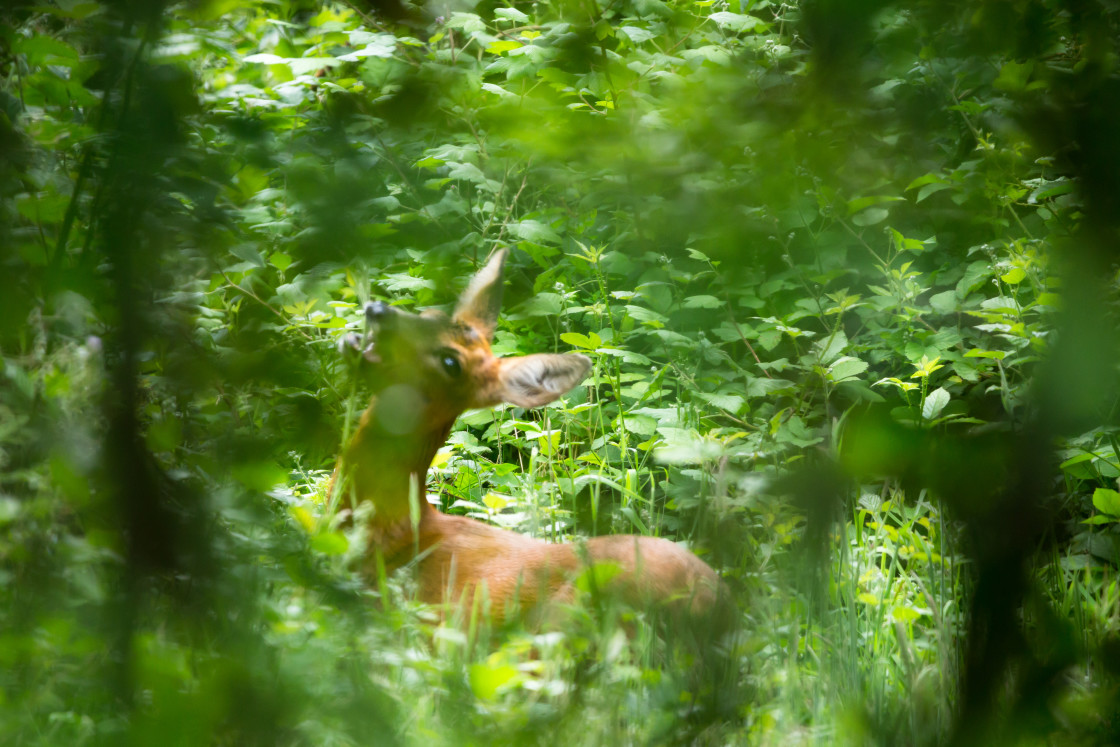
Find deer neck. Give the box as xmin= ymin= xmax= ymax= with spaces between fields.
xmin=340 ymin=394 xmax=456 ymax=527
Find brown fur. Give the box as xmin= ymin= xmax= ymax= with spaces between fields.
xmin=333 ymin=249 xmax=729 ymax=630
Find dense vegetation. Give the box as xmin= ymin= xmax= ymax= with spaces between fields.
xmin=2 ymin=0 xmax=1119 ymax=743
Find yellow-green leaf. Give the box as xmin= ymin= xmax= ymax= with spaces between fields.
xmin=469 ymin=663 xmax=519 ymax=700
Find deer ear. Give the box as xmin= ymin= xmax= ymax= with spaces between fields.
xmin=453 ymin=248 xmax=508 ymax=339
xmin=492 ymin=354 xmax=592 ymax=408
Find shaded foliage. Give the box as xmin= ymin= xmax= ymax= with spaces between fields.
xmin=1 ymin=0 xmax=1119 ymax=744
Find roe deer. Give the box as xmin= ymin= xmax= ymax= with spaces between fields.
xmin=332 ymin=249 xmax=727 ymax=631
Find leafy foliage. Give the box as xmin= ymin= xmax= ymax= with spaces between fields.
xmin=2 ymin=0 xmax=1119 ymax=744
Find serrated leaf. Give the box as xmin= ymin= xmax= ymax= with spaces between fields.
xmin=709 ymin=12 xmax=764 ymax=31
xmin=517 ymin=292 xmax=562 ymax=316
xmin=815 ymin=330 xmax=848 ymax=365
xmin=510 ymin=219 xmax=561 ymax=244
xmin=681 ymin=45 xmax=731 ymax=66
xmin=447 ymin=162 xmax=489 ymax=184
xmin=929 ymin=290 xmax=957 ymax=314
xmin=481 ymin=82 xmax=515 ymax=96
xmin=683 ymin=294 xmax=721 ymax=309
xmin=618 ymin=26 xmax=656 ymax=43
xmin=922 ymin=387 xmax=950 ymax=421
xmin=446 ymin=12 xmax=486 ymax=32
xmin=595 ymin=347 xmax=652 ymax=365
xmin=694 ymin=391 xmax=745 ymax=413
xmin=336 ymin=36 xmax=396 ymax=61
xmin=494 ymin=7 xmax=530 ymax=22
xmin=957 ymin=260 xmax=992 ymax=295
xmin=757 ymin=329 xmax=781 ymax=351
xmin=747 ymin=377 xmax=795 ymax=397
xmin=828 ymin=356 xmax=868 ymax=382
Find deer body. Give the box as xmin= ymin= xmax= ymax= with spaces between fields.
xmin=335 ymin=250 xmax=724 ymax=628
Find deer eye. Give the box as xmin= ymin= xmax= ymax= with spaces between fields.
xmin=437 ymin=350 xmax=462 ymax=378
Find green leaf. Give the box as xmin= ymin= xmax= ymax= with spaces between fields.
xmin=469 ymin=663 xmax=519 ymax=700
xmin=681 ymin=45 xmax=731 ymax=66
xmin=336 ymin=35 xmax=396 ymax=61
xmin=929 ymin=290 xmax=958 ymax=314
xmin=618 ymin=26 xmax=656 ymax=44
xmin=957 ymin=260 xmax=993 ymax=296
xmin=560 ymin=332 xmax=594 ymax=349
xmin=1035 ymin=292 xmax=1061 ymax=309
xmin=516 ymin=293 xmax=562 ymax=316
xmin=916 ymin=182 xmax=952 ymax=202
xmin=964 ymin=349 xmax=1006 ymax=360
xmin=828 ymin=356 xmax=868 ymax=383
xmin=747 ymin=377 xmax=795 ymax=397
xmin=575 ymin=560 xmax=625 ymax=593
xmin=510 ymin=219 xmax=561 ymax=244
xmin=596 ymin=347 xmax=652 ymax=365
xmin=486 ymin=40 xmax=522 ymax=55
xmin=815 ymin=331 xmax=848 ymax=365
xmin=0 ymin=497 xmax=20 ymax=525
xmin=482 ymin=492 xmax=509 ymax=510
xmin=243 ymin=53 xmax=340 ymax=75
xmin=494 ymin=7 xmax=530 ymax=22
xmin=15 ymin=35 xmax=80 ymax=66
xmin=922 ymin=387 xmax=950 ymax=421
xmin=16 ymin=192 xmax=69 ymax=224
xmin=847 ymin=195 xmax=904 ymax=214
xmin=694 ymin=391 xmax=745 ymax=413
xmin=1093 ymin=488 xmax=1120 ymax=518
xmin=709 ymin=12 xmax=764 ymax=32
xmin=757 ymin=329 xmax=781 ymax=351
xmin=269 ymin=252 xmax=292 ymax=272
xmin=1059 ymin=453 xmax=1096 ymax=470
xmin=311 ymin=532 xmax=349 ymax=555
xmin=994 ymin=60 xmax=1033 ymax=92
xmin=654 ymin=426 xmax=723 ymax=464
xmin=231 ymin=461 xmax=287 ymax=491
xmin=891 ymin=606 xmax=922 ymax=623
xmin=446 ymin=12 xmax=486 ymax=32
xmin=851 ymin=207 xmax=890 ymax=226
xmin=683 ymin=294 xmax=721 ymax=309
xmin=447 ymin=162 xmax=490 ymax=184
xmin=904 ymin=173 xmax=944 ymax=191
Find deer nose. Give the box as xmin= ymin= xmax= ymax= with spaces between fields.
xmin=364 ymin=300 xmax=394 ymax=322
